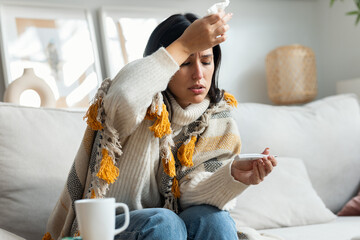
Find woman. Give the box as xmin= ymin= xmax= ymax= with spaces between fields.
xmin=46 ymin=11 xmax=277 ymax=240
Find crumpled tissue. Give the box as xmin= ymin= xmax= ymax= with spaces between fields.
xmin=207 ymin=0 xmax=230 ymax=15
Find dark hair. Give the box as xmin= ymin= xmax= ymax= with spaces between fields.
xmin=143 ymin=13 xmax=224 ymax=106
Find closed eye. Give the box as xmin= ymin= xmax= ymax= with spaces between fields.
xmin=181 ymin=62 xmax=190 ymax=67
xmin=201 ymin=55 xmax=213 ymax=65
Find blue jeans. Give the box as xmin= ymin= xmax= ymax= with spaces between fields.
xmin=114 ymin=204 xmax=238 ymax=240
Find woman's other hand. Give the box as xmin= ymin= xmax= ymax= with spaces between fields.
xmin=231 ymin=148 xmax=277 ymax=185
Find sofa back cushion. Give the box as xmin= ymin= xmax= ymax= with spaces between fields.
xmin=230 ymin=157 xmax=336 ymax=230
xmin=232 ymin=94 xmax=360 ymax=213
xmin=0 ymin=103 xmax=86 ymax=239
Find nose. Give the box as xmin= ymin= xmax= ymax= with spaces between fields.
xmin=192 ymin=62 xmax=204 ymax=80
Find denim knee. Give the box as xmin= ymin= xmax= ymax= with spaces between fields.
xmin=115 ymin=208 xmax=186 ymax=240
xmin=141 ymin=208 xmax=186 ymax=239
xmin=179 ymin=204 xmax=238 ymax=240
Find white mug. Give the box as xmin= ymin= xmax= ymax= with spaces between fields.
xmin=75 ymin=198 xmax=130 ymax=240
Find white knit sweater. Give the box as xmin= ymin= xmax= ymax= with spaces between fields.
xmin=103 ymin=47 xmax=247 ymax=211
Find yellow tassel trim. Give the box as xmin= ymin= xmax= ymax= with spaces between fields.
xmin=91 ymin=189 xmax=96 ymax=199
xmin=74 ymin=231 xmax=81 ymax=237
xmin=171 ymin=177 xmax=181 ymax=198
xmin=96 ymin=149 xmax=119 ymax=184
xmin=177 ymin=136 xmax=196 ymax=167
xmin=224 ymin=92 xmax=238 ymax=108
xmin=42 ymin=232 xmax=53 ymax=240
xmin=145 ymin=105 xmax=158 ymax=121
xmin=147 ymin=104 xmax=171 ymax=138
xmin=83 ymin=98 xmax=103 ymax=130
xmin=162 ymin=151 xmax=176 ymax=178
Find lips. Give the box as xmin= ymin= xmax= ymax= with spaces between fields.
xmin=189 ymin=84 xmax=205 ymax=94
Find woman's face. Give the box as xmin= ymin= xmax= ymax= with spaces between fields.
xmin=168 ymin=48 xmax=214 ymax=108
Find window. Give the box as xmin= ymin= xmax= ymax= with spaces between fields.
xmin=0 ymin=5 xmax=102 ymax=108
xmin=100 ymin=9 xmax=171 ymax=79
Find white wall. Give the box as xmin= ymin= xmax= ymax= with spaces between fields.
xmin=220 ymin=0 xmax=319 ymax=104
xmin=315 ymin=0 xmax=360 ymax=99
xmin=0 ymin=0 xmax=359 ymax=104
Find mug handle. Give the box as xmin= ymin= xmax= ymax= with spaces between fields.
xmin=114 ymin=203 xmax=130 ymax=235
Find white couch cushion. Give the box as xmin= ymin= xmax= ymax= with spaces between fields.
xmin=0 ymin=103 xmax=86 ymax=239
xmin=259 ymin=216 xmax=360 ymax=240
xmin=230 ymin=157 xmax=336 ymax=230
xmin=232 ymin=94 xmax=360 ymax=213
xmin=0 ymin=228 xmax=25 ymax=240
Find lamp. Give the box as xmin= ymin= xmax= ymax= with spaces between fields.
xmin=266 ymin=44 xmax=317 ymax=105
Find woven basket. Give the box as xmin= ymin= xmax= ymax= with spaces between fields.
xmin=266 ymin=44 xmax=317 ymax=105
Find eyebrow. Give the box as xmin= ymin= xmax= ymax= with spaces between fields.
xmin=189 ymin=54 xmax=213 ymax=58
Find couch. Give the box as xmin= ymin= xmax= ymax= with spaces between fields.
xmin=0 ymin=94 xmax=359 ymax=240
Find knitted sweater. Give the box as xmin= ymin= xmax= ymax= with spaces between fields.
xmin=46 ymin=47 xmax=247 ymax=239
xmin=103 ymin=47 xmax=247 ymax=211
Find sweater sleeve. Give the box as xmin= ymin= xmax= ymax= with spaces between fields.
xmin=103 ymin=47 xmax=179 ymax=138
xmin=179 ymin=159 xmax=248 ymax=211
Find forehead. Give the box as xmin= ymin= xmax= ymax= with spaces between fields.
xmin=190 ymin=48 xmax=213 ymax=57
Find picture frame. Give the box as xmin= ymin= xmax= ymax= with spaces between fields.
xmin=99 ymin=7 xmax=174 ymax=79
xmin=0 ymin=4 xmax=102 ymax=108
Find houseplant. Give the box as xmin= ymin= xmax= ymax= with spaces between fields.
xmin=330 ymin=0 xmax=360 ymax=25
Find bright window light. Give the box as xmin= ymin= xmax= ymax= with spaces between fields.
xmin=19 ymin=89 xmax=41 ymax=107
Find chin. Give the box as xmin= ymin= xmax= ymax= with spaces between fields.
xmin=191 ymin=95 xmax=206 ymax=104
